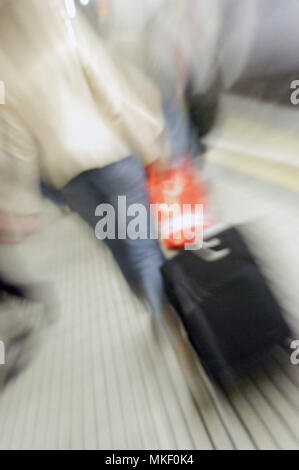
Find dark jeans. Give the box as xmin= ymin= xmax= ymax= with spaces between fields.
xmin=61 ymin=156 xmax=166 ymax=317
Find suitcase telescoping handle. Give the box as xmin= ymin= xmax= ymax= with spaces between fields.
xmin=195 ymin=239 xmax=231 ymax=263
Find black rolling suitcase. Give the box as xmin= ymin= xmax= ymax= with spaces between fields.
xmin=162 ymin=227 xmax=292 ymax=384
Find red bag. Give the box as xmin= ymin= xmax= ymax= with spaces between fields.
xmin=147 ymin=158 xmax=213 ymax=249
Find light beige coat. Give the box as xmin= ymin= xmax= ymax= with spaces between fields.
xmin=0 ymin=0 xmax=167 ymax=214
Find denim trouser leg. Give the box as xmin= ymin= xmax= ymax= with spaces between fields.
xmin=162 ymin=93 xmax=201 ymax=162
xmin=61 ymin=156 xmax=166 ymax=317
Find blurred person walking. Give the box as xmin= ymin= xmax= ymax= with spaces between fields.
xmin=96 ymin=0 xmax=260 ymax=155
xmin=0 ymin=0 xmax=170 ymax=320
xmin=96 ymin=0 xmax=202 ymax=162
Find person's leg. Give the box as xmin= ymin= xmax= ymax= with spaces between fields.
xmin=61 ymin=156 xmax=166 ymax=318
xmin=160 ymin=86 xmax=205 ymax=167
xmin=162 ymin=95 xmax=191 ymax=161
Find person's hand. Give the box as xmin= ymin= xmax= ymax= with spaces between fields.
xmin=0 ymin=212 xmax=40 ymax=245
